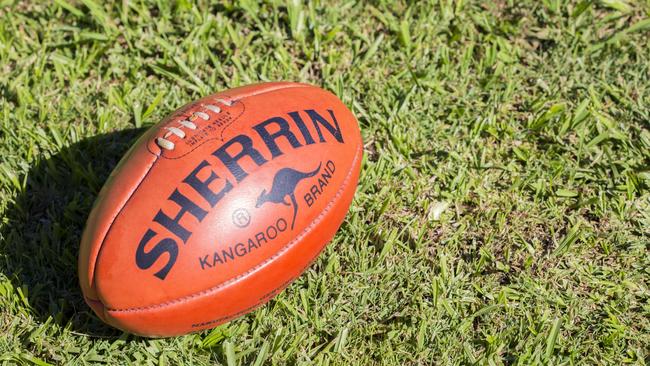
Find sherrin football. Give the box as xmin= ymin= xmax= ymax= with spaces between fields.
xmin=78 ymin=82 xmax=363 ymax=337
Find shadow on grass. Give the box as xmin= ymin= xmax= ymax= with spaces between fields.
xmin=0 ymin=128 xmax=146 ymax=337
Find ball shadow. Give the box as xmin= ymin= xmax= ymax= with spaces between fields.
xmin=0 ymin=128 xmax=146 ymax=336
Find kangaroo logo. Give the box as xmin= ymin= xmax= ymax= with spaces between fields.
xmin=256 ymin=162 xmax=322 ymax=230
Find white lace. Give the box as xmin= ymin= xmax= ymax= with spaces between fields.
xmin=156 ymin=98 xmax=233 ymax=151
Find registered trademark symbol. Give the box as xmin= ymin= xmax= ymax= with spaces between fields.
xmin=232 ymin=208 xmax=251 ymax=228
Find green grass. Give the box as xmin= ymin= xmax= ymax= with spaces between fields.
xmin=1 ymin=0 xmax=649 ymax=364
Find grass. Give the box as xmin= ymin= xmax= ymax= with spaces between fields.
xmin=0 ymin=0 xmax=649 ymax=364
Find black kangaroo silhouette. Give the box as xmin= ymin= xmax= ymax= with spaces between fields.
xmin=256 ymin=162 xmax=322 ymax=230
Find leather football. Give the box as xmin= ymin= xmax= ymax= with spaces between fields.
xmin=78 ymin=82 xmax=363 ymax=337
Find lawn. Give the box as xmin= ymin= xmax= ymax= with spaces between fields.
xmin=1 ymin=0 xmax=649 ymax=364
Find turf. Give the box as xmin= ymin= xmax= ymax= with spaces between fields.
xmin=1 ymin=0 xmax=649 ymax=364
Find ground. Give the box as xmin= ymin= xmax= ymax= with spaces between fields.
xmin=0 ymin=1 xmax=649 ymax=365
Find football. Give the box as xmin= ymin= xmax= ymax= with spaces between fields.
xmin=78 ymin=82 xmax=363 ymax=337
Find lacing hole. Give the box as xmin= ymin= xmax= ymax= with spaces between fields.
xmin=165 ymin=126 xmax=186 ymax=138
xmin=179 ymin=120 xmax=197 ymax=129
xmin=216 ymin=98 xmax=233 ymax=107
xmin=156 ymin=137 xmax=175 ymax=151
xmin=194 ymin=111 xmax=210 ymax=120
xmin=205 ymin=104 xmax=221 ymax=113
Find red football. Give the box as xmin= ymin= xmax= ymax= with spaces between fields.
xmin=78 ymin=82 xmax=363 ymax=337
